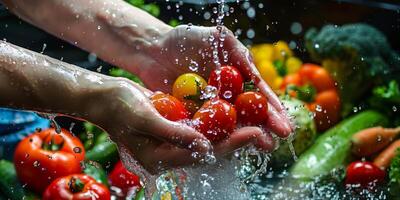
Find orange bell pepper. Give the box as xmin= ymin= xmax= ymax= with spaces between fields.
xmin=281 ymin=63 xmax=341 ymax=131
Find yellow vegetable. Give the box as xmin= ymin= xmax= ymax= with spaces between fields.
xmin=256 ymin=60 xmax=281 ymax=91
xmin=251 ymin=44 xmax=275 ymax=65
xmin=273 ymin=41 xmax=293 ymax=61
xmin=285 ymin=57 xmax=302 ymax=74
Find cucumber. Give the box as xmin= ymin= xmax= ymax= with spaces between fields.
xmin=290 ymin=110 xmax=388 ymax=181
xmin=0 ymin=160 xmax=39 ymax=200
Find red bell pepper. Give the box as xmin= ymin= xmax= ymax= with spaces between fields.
xmin=14 ymin=128 xmax=85 ymax=193
xmin=281 ymin=63 xmax=341 ymax=131
xmin=108 ymin=161 xmax=141 ymax=196
xmin=43 ymin=174 xmax=110 ymax=200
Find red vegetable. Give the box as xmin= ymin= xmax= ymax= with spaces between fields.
xmin=108 ymin=161 xmax=141 ymax=195
xmin=43 ymin=174 xmax=110 ymax=200
xmin=151 ymin=92 xmax=189 ymax=121
xmin=235 ymin=91 xmax=268 ymax=126
xmin=193 ymin=99 xmax=237 ymax=142
xmin=14 ymin=128 xmax=85 ymax=193
xmin=208 ymin=66 xmax=244 ymax=102
xmin=345 ymin=161 xmax=386 ymax=188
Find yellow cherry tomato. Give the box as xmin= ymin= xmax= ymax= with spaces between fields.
xmin=257 ymin=60 xmax=280 ymax=91
xmin=172 ymin=73 xmax=207 ymax=114
xmin=285 ymin=56 xmax=303 ymax=74
xmin=273 ymin=41 xmax=293 ymax=61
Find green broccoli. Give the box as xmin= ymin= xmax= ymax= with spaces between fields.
xmin=270 ymin=96 xmax=317 ymax=167
xmin=389 ymin=149 xmax=400 ymax=197
xmin=305 ymin=23 xmax=400 ymax=116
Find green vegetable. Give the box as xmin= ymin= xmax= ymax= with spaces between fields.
xmin=270 ymin=97 xmax=317 ymax=167
xmin=109 ymin=68 xmax=144 ymax=86
xmin=369 ymin=80 xmax=400 ymax=125
xmin=0 ymin=160 xmax=39 ymax=200
xmin=290 ymin=110 xmax=388 ymax=181
xmin=389 ymin=149 xmax=400 ymax=196
xmin=305 ymin=24 xmax=400 ymax=115
xmin=125 ymin=0 xmax=160 ymax=17
xmin=135 ymin=187 xmax=145 ymax=200
xmin=83 ymin=161 xmax=109 ymax=187
xmin=85 ymin=137 xmax=119 ymax=170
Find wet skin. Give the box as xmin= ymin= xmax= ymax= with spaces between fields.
xmin=0 ymin=0 xmax=292 ymax=173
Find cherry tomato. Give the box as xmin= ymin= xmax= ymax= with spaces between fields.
xmin=345 ymin=161 xmax=386 ymax=188
xmin=14 ymin=128 xmax=85 ymax=194
xmin=43 ymin=174 xmax=110 ymax=200
xmin=208 ymin=66 xmax=244 ymax=103
xmin=235 ymin=92 xmax=268 ymax=126
xmin=108 ymin=161 xmax=141 ymax=196
xmin=151 ymin=92 xmax=189 ymax=121
xmin=172 ymin=73 xmax=207 ymax=114
xmin=193 ymin=99 xmax=237 ymax=142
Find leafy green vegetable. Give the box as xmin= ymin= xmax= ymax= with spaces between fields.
xmin=125 ymin=0 xmax=160 ymax=17
xmin=373 ymin=80 xmax=400 ymax=104
xmin=389 ymin=150 xmax=400 ymax=196
xmin=109 ymin=68 xmax=144 ymax=86
xmin=270 ymin=96 xmax=317 ymax=167
xmin=369 ymin=80 xmax=400 ymax=126
xmin=305 ymin=23 xmax=400 ymax=115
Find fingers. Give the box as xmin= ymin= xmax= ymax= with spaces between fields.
xmin=214 ymin=127 xmax=276 ymax=154
xmin=147 ymin=117 xmax=212 ymax=155
xmin=265 ymin=104 xmax=292 ymax=138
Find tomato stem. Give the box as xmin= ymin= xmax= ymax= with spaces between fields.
xmin=69 ymin=177 xmax=85 ymax=193
xmin=42 ymin=135 xmax=63 ymax=151
xmin=286 ymin=84 xmax=317 ymax=103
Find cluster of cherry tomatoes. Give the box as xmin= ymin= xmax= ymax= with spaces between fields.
xmin=151 ymin=65 xmax=269 ymax=142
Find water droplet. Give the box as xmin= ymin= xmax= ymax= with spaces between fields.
xmin=223 ymin=90 xmax=232 ymax=99
xmin=316 ymin=105 xmax=322 ymax=112
xmin=189 ymin=60 xmax=199 ymax=72
xmin=73 ymin=147 xmax=81 ymax=153
xmin=393 ymin=106 xmax=397 ymax=112
xmin=33 ymin=161 xmax=40 ymax=167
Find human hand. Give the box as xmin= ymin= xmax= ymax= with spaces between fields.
xmin=97 ymin=78 xmax=275 ymax=173
xmin=123 ymin=25 xmax=293 ymax=138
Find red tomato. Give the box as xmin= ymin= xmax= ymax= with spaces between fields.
xmin=345 ymin=161 xmax=386 ymax=188
xmin=151 ymin=92 xmax=189 ymax=121
xmin=43 ymin=174 xmax=110 ymax=200
xmin=235 ymin=92 xmax=268 ymax=126
xmin=14 ymin=128 xmax=85 ymax=194
xmin=208 ymin=66 xmax=244 ymax=102
xmin=108 ymin=161 xmax=141 ymax=195
xmin=193 ymin=99 xmax=237 ymax=142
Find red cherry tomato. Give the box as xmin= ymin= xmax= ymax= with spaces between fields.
xmin=208 ymin=66 xmax=244 ymax=102
xmin=235 ymin=92 xmax=268 ymax=126
xmin=151 ymin=92 xmax=189 ymax=121
xmin=108 ymin=161 xmax=141 ymax=195
xmin=345 ymin=161 xmax=386 ymax=188
xmin=193 ymin=99 xmax=237 ymax=142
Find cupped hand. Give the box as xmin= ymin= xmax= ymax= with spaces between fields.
xmin=132 ymin=25 xmax=293 ymax=138
xmin=102 ymin=78 xmax=276 ymax=174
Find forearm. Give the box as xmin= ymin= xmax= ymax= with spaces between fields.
xmin=1 ymin=0 xmax=171 ymax=75
xmin=0 ymin=41 xmax=118 ymax=125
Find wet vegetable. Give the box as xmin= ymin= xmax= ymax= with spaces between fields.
xmin=0 ymin=160 xmax=39 ymax=200
xmin=351 ymin=126 xmax=400 ymax=157
xmin=234 ymin=91 xmax=268 ymax=126
xmin=108 ymin=161 xmax=141 ymax=196
xmin=83 ymin=161 xmax=109 ymax=187
xmin=373 ymin=140 xmax=400 ymax=170
xmin=172 ymin=73 xmax=207 ymax=114
xmin=43 ymin=174 xmax=110 ymax=200
xmin=85 ymin=134 xmax=118 ymax=170
xmin=305 ymin=23 xmax=400 ymax=115
xmin=291 ymin=110 xmax=388 ymax=181
xmin=282 ymin=63 xmax=341 ymax=131
xmin=389 ymin=150 xmax=400 ymax=197
xmin=270 ymin=97 xmax=317 ymax=167
xmin=151 ymin=92 xmax=189 ymax=121
xmin=14 ymin=128 xmax=85 ymax=193
xmin=193 ymin=99 xmax=237 ymax=142
xmin=208 ymin=66 xmax=244 ymax=103
xmin=345 ymin=161 xmax=386 ymax=188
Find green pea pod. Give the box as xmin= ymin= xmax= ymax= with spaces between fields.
xmin=290 ymin=110 xmax=389 ymax=181
xmin=85 ymin=138 xmax=119 ymax=169
xmin=0 ymin=160 xmax=40 ymax=200
xmin=83 ymin=161 xmax=109 ymax=187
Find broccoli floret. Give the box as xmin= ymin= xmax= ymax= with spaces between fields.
xmin=305 ymin=23 xmax=400 ymax=116
xmin=389 ymin=150 xmax=400 ymax=196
